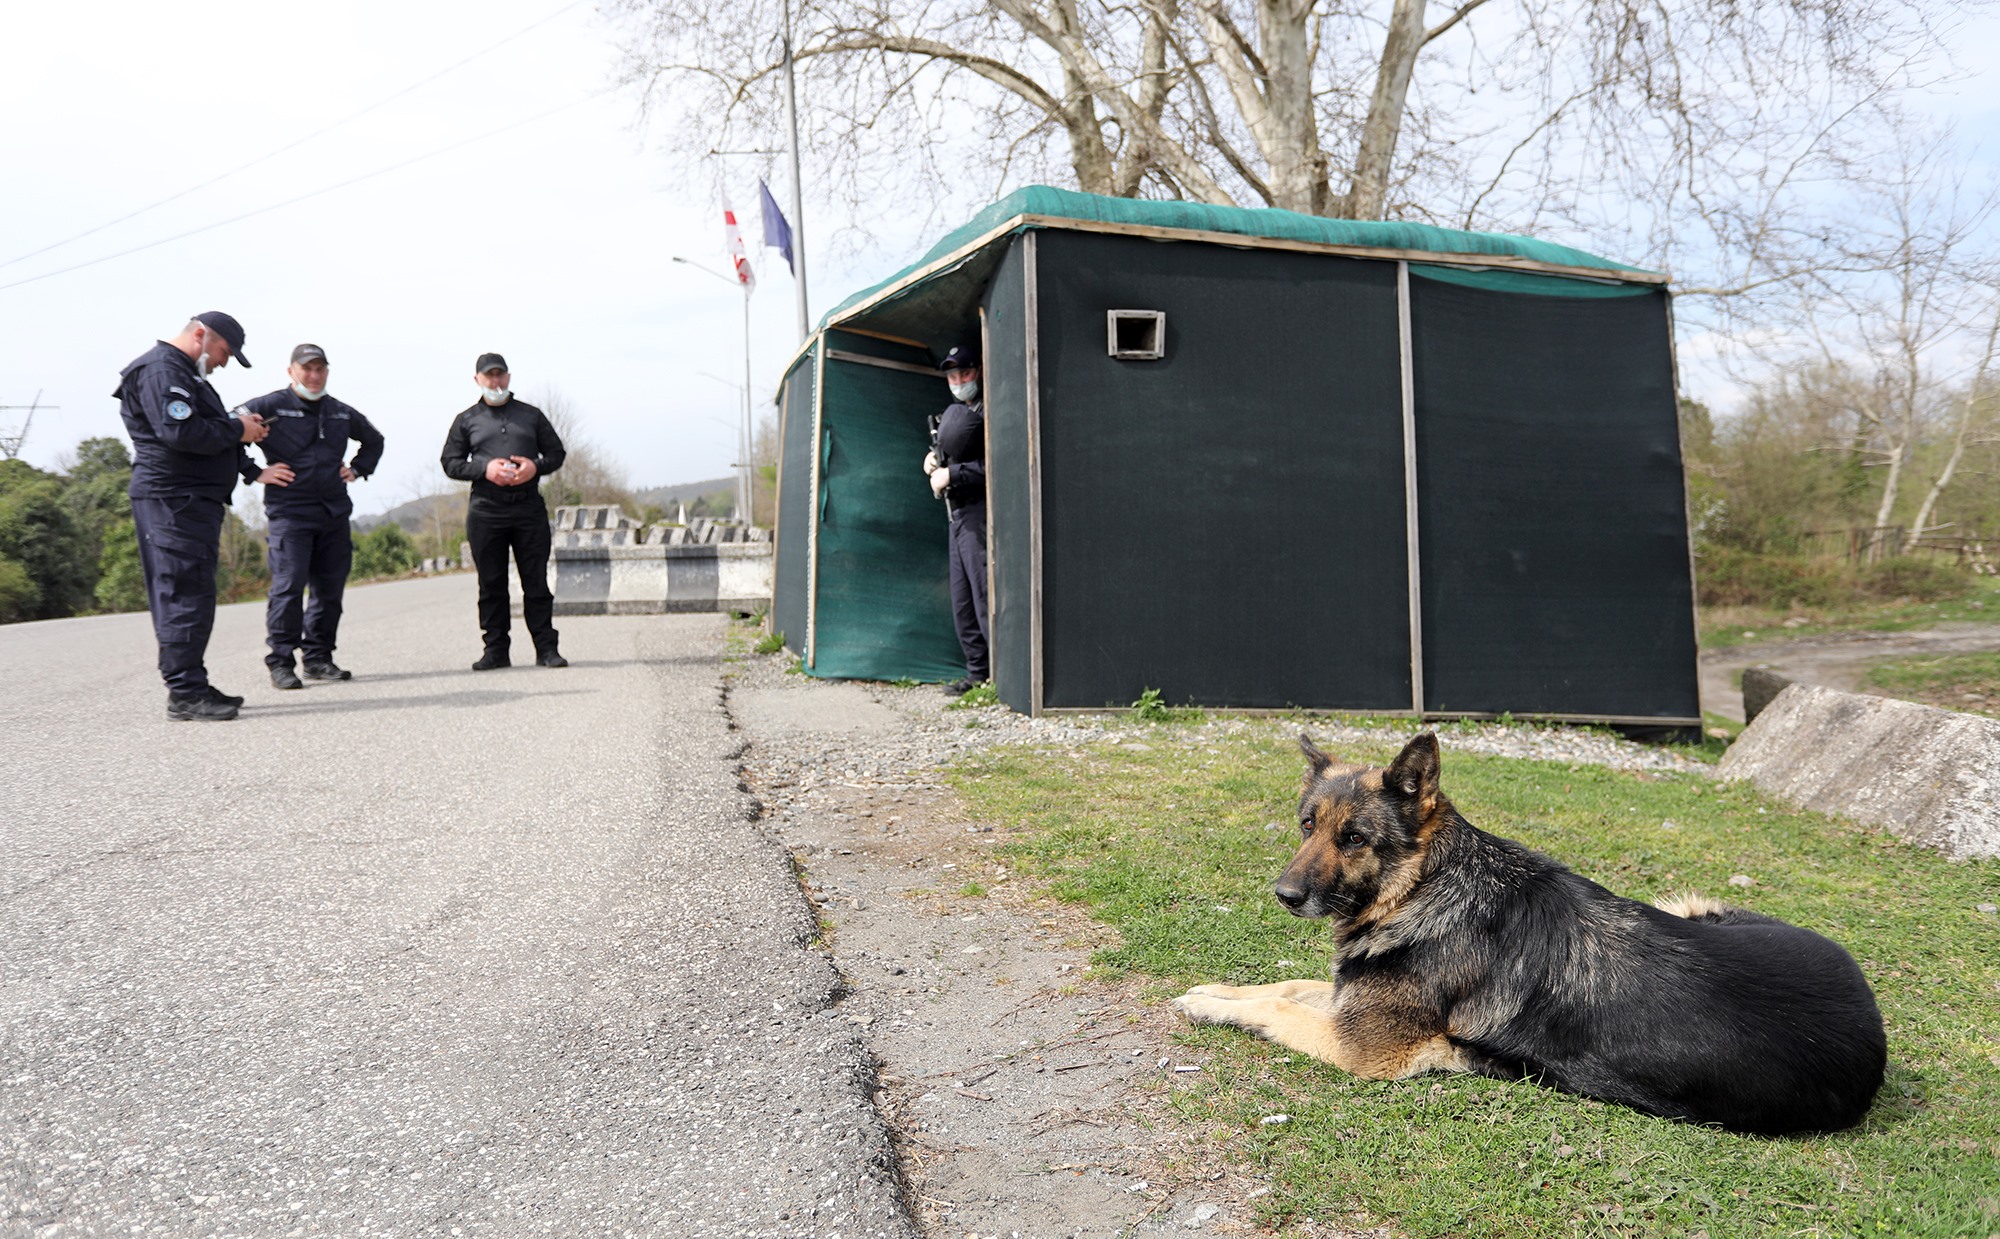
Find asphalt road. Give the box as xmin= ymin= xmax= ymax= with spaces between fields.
xmin=0 ymin=574 xmax=914 ymax=1238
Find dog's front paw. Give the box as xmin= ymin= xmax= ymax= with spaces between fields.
xmin=1171 ymin=991 xmax=1236 ymax=1026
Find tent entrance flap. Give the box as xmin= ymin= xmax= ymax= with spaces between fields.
xmin=808 ymin=352 xmax=967 ymax=683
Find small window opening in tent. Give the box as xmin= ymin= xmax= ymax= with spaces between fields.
xmin=1107 ymin=310 xmax=1166 ymax=360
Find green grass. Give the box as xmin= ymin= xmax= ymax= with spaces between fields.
xmin=952 ymin=725 xmax=2000 ymax=1237
xmin=754 ymin=629 xmax=787 ymax=655
xmin=946 ymin=682 xmax=999 ymax=709
xmin=1863 ymin=652 xmax=2000 ymax=719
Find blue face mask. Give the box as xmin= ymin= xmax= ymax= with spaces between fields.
xmin=292 ymin=383 xmax=325 ymax=401
xmin=949 ymin=379 xmax=980 ymax=402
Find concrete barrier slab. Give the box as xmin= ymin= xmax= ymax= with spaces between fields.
xmin=1717 ymin=683 xmax=2000 ymax=860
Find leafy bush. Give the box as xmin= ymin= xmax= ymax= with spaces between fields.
xmin=351 ymin=524 xmax=420 ymax=580
xmin=1857 ymin=555 xmax=1973 ymax=601
xmin=93 ymin=518 xmax=145 ymax=613
xmin=754 ymin=629 xmax=786 ymax=655
xmin=1696 ymin=549 xmax=1973 ymax=609
xmin=0 ymin=554 xmax=39 ymax=623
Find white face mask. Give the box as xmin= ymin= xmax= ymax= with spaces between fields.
xmin=480 ymin=387 xmax=510 ymax=405
xmin=292 ymin=383 xmax=325 ymax=401
xmin=949 ymin=379 xmax=980 ymax=402
xmin=194 ymin=335 xmax=215 ymax=378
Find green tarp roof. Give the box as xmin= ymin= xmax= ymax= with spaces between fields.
xmin=822 ymin=185 xmax=1660 ymax=330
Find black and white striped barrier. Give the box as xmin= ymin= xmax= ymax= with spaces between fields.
xmin=550 ymin=542 xmax=772 ymax=615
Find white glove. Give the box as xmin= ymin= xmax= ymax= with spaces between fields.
xmin=923 ymin=451 xmax=939 ymax=475
xmin=930 ymin=467 xmax=949 ymax=496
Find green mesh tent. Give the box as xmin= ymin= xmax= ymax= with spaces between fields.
xmin=773 ymin=186 xmax=1701 ymax=727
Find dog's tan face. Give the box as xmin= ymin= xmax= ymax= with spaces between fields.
xmin=1273 ymin=733 xmax=1445 ymax=921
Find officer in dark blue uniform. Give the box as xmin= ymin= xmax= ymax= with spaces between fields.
xmin=439 ymin=353 xmax=568 ymax=670
xmin=238 ymin=343 xmax=386 ymax=689
xmin=924 ymin=343 xmax=988 ymax=695
xmin=115 ymin=312 xmax=270 ymax=721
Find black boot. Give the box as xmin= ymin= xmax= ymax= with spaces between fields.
xmin=535 ymin=648 xmax=568 ymax=668
xmin=303 ymin=660 xmax=351 ymax=681
xmin=168 ymin=692 xmax=239 ymax=721
xmin=471 ymin=648 xmax=511 ymax=671
xmin=271 ymin=662 xmax=304 ymax=690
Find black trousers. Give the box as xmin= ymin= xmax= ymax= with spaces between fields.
xmin=132 ymin=494 xmax=224 ymax=695
xmin=948 ymin=503 xmax=989 ymax=680
xmin=466 ymin=498 xmax=557 ymax=654
xmin=265 ymin=513 xmax=352 ymax=668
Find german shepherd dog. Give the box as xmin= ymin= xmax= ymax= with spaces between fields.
xmin=1171 ymin=733 xmax=1886 ymax=1135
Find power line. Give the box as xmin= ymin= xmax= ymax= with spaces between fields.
xmin=0 ymin=0 xmax=587 ymax=274
xmin=0 ymin=91 xmax=608 ymax=295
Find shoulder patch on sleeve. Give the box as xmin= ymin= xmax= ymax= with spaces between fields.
xmin=168 ymin=386 xmax=192 ymax=398
xmin=166 ymin=399 xmax=193 ymax=421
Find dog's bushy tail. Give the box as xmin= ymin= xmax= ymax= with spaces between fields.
xmin=1655 ymin=890 xmax=1783 ymax=927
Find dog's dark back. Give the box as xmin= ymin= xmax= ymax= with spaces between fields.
xmin=1385 ymin=819 xmax=1887 ymax=1134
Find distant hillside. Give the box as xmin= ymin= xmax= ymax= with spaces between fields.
xmin=355 ymin=477 xmax=737 ymax=531
xmin=633 ymin=477 xmax=736 ymax=511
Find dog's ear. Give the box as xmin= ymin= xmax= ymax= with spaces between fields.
xmin=1384 ymin=732 xmax=1441 ymax=804
xmin=1299 ymin=732 xmax=1334 ymax=779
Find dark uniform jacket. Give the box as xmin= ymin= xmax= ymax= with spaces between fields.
xmin=115 ymin=341 xmax=251 ymax=502
xmin=935 ymin=399 xmax=985 ymax=511
xmin=237 ymin=388 xmax=386 ymax=521
xmin=440 ymin=396 xmax=566 ymax=504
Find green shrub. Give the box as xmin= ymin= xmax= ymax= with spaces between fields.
xmin=1694 ymin=549 xmax=1855 ymax=608
xmin=1695 ymin=549 xmax=1974 ymax=610
xmin=1857 ymin=555 xmax=1973 ymax=602
xmin=754 ymin=630 xmax=786 ymax=655
xmin=351 ymin=524 xmax=420 ymax=580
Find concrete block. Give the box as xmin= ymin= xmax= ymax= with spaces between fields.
xmin=1717 ymin=683 xmax=2000 ymax=860
xmin=1740 ymin=666 xmax=1794 ymax=724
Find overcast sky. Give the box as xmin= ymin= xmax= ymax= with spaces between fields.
xmin=0 ymin=0 xmax=908 ymax=517
xmin=3 ymin=1 xmax=1996 ymax=520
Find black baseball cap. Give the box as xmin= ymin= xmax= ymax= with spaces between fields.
xmin=192 ymin=311 xmax=251 ymax=368
xmin=290 ymin=343 xmax=328 ymax=366
xmin=939 ymin=343 xmax=980 ymax=371
xmin=475 ymin=352 xmax=509 ymax=374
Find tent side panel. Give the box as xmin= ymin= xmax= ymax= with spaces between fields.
xmin=772 ymin=347 xmax=817 ymax=654
xmin=982 ymin=240 xmax=1034 ymax=714
xmin=810 ymin=352 xmax=967 ymax=682
xmin=1410 ymin=275 xmax=1700 ymax=720
xmin=1035 ymin=231 xmax=1411 ymax=710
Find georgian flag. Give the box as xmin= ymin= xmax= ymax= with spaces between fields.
xmin=724 ymin=200 xmax=756 ymax=292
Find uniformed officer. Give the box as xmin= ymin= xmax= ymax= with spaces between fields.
xmin=238 ymin=343 xmax=386 ymax=689
xmin=923 ymin=343 xmax=988 ymax=695
xmin=115 ymin=312 xmax=270 ymax=721
xmin=439 ymin=353 xmax=568 ymax=670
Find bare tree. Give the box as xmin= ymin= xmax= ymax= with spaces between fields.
xmin=530 ymin=385 xmax=640 ymax=512
xmin=1767 ymin=125 xmax=2000 ymax=555
xmin=608 ymin=0 xmax=1962 ymax=296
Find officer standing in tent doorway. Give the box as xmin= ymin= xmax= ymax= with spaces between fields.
xmin=924 ymin=343 xmax=988 ymax=695
xmin=439 ymin=353 xmax=568 ymax=670
xmin=239 ymin=343 xmax=385 ymax=689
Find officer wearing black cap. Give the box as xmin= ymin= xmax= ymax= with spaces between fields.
xmin=924 ymin=342 xmax=988 ymax=694
xmin=237 ymin=343 xmax=386 ymax=689
xmin=114 ymin=312 xmax=270 ymax=721
xmin=439 ymin=353 xmax=568 ymax=670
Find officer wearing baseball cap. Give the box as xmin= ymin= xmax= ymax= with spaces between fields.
xmin=114 ymin=312 xmax=270 ymax=720
xmin=924 ymin=342 xmax=988 ymax=695
xmin=237 ymin=342 xmax=387 ymax=689
xmin=439 ymin=353 xmax=568 ymax=669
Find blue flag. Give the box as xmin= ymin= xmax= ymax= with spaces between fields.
xmin=758 ymin=178 xmax=795 ymax=275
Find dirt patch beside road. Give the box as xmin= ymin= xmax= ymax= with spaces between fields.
xmin=725 ymin=665 xmax=1308 ymax=1239
xmin=1700 ymin=621 xmax=2000 ymax=721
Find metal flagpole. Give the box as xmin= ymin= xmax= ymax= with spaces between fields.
xmin=742 ymin=285 xmax=755 ymax=522
xmin=782 ymin=0 xmax=809 ymax=343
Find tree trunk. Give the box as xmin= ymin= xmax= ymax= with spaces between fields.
xmin=1344 ymin=0 xmax=1427 ymax=220
xmin=1909 ymin=309 xmax=2000 ymax=537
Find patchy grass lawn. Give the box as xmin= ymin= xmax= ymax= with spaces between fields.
xmin=952 ymin=724 xmax=2000 ymax=1238
xmin=1702 ymin=573 xmax=2000 ymax=650
xmin=1863 ymin=652 xmax=2000 ymax=719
